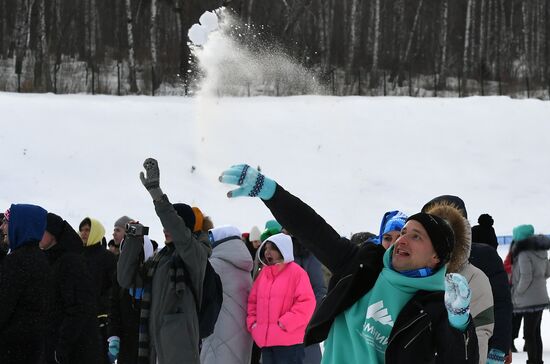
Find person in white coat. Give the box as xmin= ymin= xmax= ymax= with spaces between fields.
xmin=201 ymin=225 xmax=254 ymax=364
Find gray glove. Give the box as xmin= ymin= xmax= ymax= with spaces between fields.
xmin=140 ymin=158 xmax=164 ymax=200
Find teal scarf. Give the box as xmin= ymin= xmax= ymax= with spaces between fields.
xmin=321 ymin=246 xmax=446 ymax=364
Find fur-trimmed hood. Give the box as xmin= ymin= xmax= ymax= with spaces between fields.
xmin=511 ymin=235 xmax=550 ymax=258
xmin=423 ymin=201 xmax=471 ymax=273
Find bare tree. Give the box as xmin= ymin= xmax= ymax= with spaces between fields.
xmin=125 ymin=0 xmax=138 ymax=92
xmin=35 ymin=0 xmax=52 ymax=91
xmin=371 ymin=0 xmax=380 ymax=72
xmin=150 ymin=0 xmax=159 ymax=91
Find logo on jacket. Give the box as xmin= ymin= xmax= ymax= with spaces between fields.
xmin=366 ymin=300 xmax=394 ymax=327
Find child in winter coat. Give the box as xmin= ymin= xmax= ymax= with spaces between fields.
xmin=247 ymin=233 xmax=316 ymax=364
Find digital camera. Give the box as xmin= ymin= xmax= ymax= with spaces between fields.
xmin=125 ymin=223 xmax=149 ymax=237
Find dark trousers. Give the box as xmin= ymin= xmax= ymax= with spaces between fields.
xmin=251 ymin=342 xmax=261 ymax=364
xmin=262 ymin=344 xmax=305 ymax=364
xmin=523 ymin=310 xmax=543 ymax=364
xmin=512 ymin=313 xmax=523 ymax=340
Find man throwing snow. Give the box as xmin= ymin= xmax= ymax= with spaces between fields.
xmin=219 ymin=164 xmax=479 ymax=364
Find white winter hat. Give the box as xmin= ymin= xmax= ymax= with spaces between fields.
xmin=249 ymin=226 xmax=261 ymax=241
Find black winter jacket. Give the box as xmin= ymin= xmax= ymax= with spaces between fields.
xmin=44 ymin=218 xmax=101 ymax=364
xmin=0 ymin=243 xmax=51 ymax=361
xmin=264 ymin=184 xmax=478 ymax=363
xmin=108 ymin=267 xmax=141 ymax=364
xmin=469 ymin=242 xmax=513 ymax=354
xmin=83 ymin=243 xmax=118 ymax=316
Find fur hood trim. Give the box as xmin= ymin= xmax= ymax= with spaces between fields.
xmin=512 ymin=235 xmax=550 ymax=258
xmin=423 ymin=201 xmax=471 ymax=273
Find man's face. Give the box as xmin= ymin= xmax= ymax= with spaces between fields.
xmin=80 ymin=224 xmax=90 ymax=245
xmin=113 ymin=226 xmax=125 ymax=244
xmin=381 ymin=231 xmax=400 ymax=250
xmin=391 ymin=220 xmax=440 ymax=271
xmin=40 ymin=231 xmax=57 ymax=250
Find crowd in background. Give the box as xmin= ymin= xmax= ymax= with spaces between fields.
xmin=0 ymin=159 xmax=549 ymax=364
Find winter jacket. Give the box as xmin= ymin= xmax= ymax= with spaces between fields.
xmin=117 ymin=194 xmax=210 ymax=364
xmin=83 ymin=219 xmax=118 ymax=318
xmin=108 ymin=274 xmax=140 ymax=364
xmin=424 ymin=202 xmax=494 ymax=364
xmin=263 ymin=184 xmax=478 ymax=364
xmin=109 ymin=237 xmax=156 ymax=364
xmin=511 ymin=235 xmax=550 ymax=312
xmin=293 ymin=238 xmax=326 ymax=364
xmin=0 ymin=204 xmax=51 ymax=363
xmin=43 ymin=214 xmax=101 ymax=364
xmin=247 ymin=234 xmax=316 ymax=348
xmin=201 ymin=226 xmax=254 ymax=364
xmin=469 ymin=242 xmax=513 ymax=355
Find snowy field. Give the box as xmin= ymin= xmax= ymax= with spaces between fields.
xmin=2 ymin=92 xmax=550 ymax=361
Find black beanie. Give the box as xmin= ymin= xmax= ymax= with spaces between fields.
xmin=172 ymin=203 xmax=195 ymax=231
xmin=407 ymin=212 xmax=455 ymax=266
xmin=472 ymin=213 xmax=498 ymax=248
xmin=422 ymin=195 xmax=468 ymax=219
xmin=46 ymin=213 xmax=65 ymax=239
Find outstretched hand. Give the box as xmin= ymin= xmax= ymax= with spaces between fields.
xmin=140 ymin=158 xmax=164 ymax=200
xmin=219 ymin=164 xmax=276 ymax=200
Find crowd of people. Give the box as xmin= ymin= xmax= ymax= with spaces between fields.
xmin=0 ymin=159 xmax=548 ymax=364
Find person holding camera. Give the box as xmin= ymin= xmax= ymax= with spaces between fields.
xmin=117 ymin=158 xmax=210 ymax=364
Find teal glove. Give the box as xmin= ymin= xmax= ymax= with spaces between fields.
xmin=219 ymin=164 xmax=276 ymax=200
xmin=107 ymin=336 xmax=120 ymax=363
xmin=140 ymin=158 xmax=164 ymax=200
xmin=486 ymin=348 xmax=506 ymax=364
xmin=444 ymin=273 xmax=471 ymax=331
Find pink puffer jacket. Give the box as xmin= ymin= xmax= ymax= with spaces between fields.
xmin=247 ymin=260 xmax=316 ymax=348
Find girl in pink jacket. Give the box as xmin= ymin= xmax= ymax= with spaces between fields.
xmin=247 ymin=233 xmax=316 ymax=364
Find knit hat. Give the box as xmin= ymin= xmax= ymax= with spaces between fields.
xmin=471 ymin=213 xmax=498 ymax=247
xmin=192 ymin=207 xmax=204 ymax=233
xmin=265 ymin=219 xmax=282 ymax=232
xmin=260 ymin=227 xmax=280 ymax=242
xmin=512 ymin=224 xmax=535 ymax=242
xmin=46 ymin=212 xmax=65 ymax=239
xmin=422 ymin=195 xmax=468 ymax=219
xmin=173 ymin=203 xmax=195 ymax=231
xmin=380 ymin=210 xmax=408 ymax=237
xmin=114 ymin=216 xmax=133 ymax=229
xmin=407 ymin=212 xmax=455 ymax=266
xmin=249 ymin=226 xmax=261 ymax=242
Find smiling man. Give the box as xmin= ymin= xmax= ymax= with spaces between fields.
xmin=219 ymin=164 xmax=479 ymax=364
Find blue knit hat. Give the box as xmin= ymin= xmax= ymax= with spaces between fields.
xmin=372 ymin=210 xmax=408 ymax=245
xmin=512 ymin=224 xmax=534 ymax=242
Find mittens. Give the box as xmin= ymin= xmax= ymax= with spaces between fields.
xmin=140 ymin=158 xmax=164 ymax=200
xmin=219 ymin=164 xmax=276 ymax=200
xmin=107 ymin=336 xmax=120 ymax=363
xmin=444 ymin=273 xmax=471 ymax=330
xmin=486 ymin=348 xmax=506 ymax=364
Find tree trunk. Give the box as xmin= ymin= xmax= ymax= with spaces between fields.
xmin=403 ymin=0 xmax=423 ymax=64
xmin=346 ymin=0 xmax=361 ymax=94
xmin=439 ymin=0 xmax=448 ymax=86
xmin=463 ymin=0 xmax=474 ymax=78
xmin=247 ymin=0 xmax=254 ymax=26
xmin=125 ymin=0 xmax=138 ymax=92
xmin=150 ymin=0 xmax=159 ymax=90
xmin=14 ymin=0 xmax=35 ymax=81
xmin=371 ymin=0 xmax=380 ymax=71
xmin=35 ymin=0 xmax=52 ymax=91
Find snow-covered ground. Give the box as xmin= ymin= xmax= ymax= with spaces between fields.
xmin=2 ymin=92 xmax=550 ymax=360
